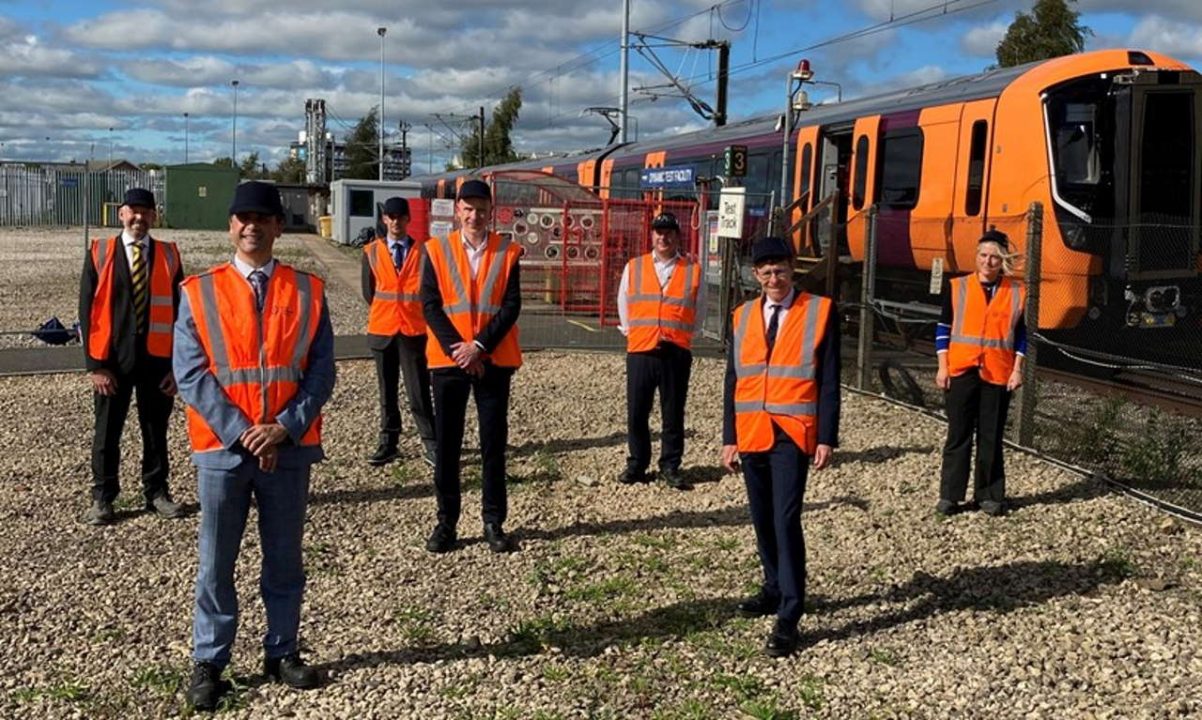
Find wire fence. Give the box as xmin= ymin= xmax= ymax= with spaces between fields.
xmin=0 ymin=165 xmax=163 ymax=227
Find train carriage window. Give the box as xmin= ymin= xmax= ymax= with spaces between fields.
xmin=878 ymin=128 xmax=923 ymax=209
xmin=799 ymin=143 xmax=813 ymax=206
xmin=965 ymin=121 xmax=988 ymax=216
xmin=852 ymin=135 xmax=870 ymax=210
xmin=746 ymin=152 xmax=771 ymax=206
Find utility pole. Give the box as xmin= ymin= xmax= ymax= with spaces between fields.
xmin=619 ymin=0 xmax=631 ymax=143
xmin=183 ymin=112 xmax=190 ymax=163
xmin=377 ymin=27 xmax=387 ymax=181
xmin=398 ymin=120 xmax=411 ymax=179
xmin=715 ymin=40 xmax=730 ymax=127
xmin=478 ymin=106 xmax=485 ymax=168
xmin=231 ymin=79 xmax=240 ymax=166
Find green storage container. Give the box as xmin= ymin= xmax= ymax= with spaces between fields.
xmin=164 ymin=164 xmax=238 ymax=229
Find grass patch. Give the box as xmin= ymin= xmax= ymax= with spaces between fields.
xmin=712 ymin=673 xmax=766 ymax=702
xmin=12 ymin=676 xmax=91 ymax=704
xmin=392 ymin=462 xmax=422 ymax=485
xmin=1100 ymin=546 xmax=1138 ymax=580
xmin=632 ymin=533 xmax=677 ymax=550
xmin=501 ymin=615 xmax=574 ymax=656
xmin=652 ymin=699 xmax=717 ymax=720
xmin=564 ymin=575 xmax=636 ymax=604
xmin=131 ymin=664 xmax=185 ymax=695
xmin=394 ymin=606 xmax=437 ymax=645
xmin=797 ymin=674 xmax=825 ymax=710
xmin=304 ymin=540 xmax=340 ymax=575
xmin=869 ymin=647 xmax=900 ymax=666
xmin=740 ymin=695 xmax=797 ymax=720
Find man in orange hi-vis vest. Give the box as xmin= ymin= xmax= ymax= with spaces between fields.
xmin=934 ymin=230 xmax=1026 ymax=517
xmin=617 ymin=211 xmax=706 ymax=490
xmin=174 ymin=182 xmax=335 ymax=711
xmin=420 ymin=179 xmax=522 ymax=554
xmin=721 ymin=237 xmax=841 ymax=658
xmin=79 ymin=187 xmax=185 ymax=526
xmin=362 ymin=196 xmax=436 ymax=467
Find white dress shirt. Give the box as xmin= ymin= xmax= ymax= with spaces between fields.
xmin=232 ymin=256 xmax=277 ymax=280
xmin=762 ymin=287 xmax=797 ymax=328
xmin=121 ymin=231 xmax=148 ymax=272
xmin=460 ymin=232 xmax=488 ymax=276
xmin=617 ymin=251 xmax=708 ymax=337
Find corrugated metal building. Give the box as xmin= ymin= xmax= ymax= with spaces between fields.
xmin=163 ymin=164 xmax=238 ymax=229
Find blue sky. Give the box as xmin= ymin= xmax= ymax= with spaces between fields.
xmin=1 ymin=0 xmax=1199 ymax=172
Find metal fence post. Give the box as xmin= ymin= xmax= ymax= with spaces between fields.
xmin=856 ymin=205 xmax=878 ymax=390
xmin=1016 ymin=202 xmax=1043 ymax=446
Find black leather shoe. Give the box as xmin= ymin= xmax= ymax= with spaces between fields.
xmin=979 ymin=500 xmax=1006 ymax=517
xmin=618 ymin=467 xmax=647 ymax=484
xmin=425 ymin=523 xmax=457 ymax=553
xmin=186 ymin=661 xmax=231 ymax=711
xmin=737 ymin=591 xmax=780 ymax=618
xmin=83 ymin=500 xmax=115 ymax=526
xmin=935 ymin=499 xmax=958 ymax=516
xmin=483 ymin=523 xmax=516 ymax=553
xmin=264 ymin=653 xmax=320 ymax=690
xmin=368 ymin=444 xmax=399 ymax=466
xmin=764 ymin=620 xmax=801 ymax=658
xmin=422 ymin=446 xmax=437 ymax=468
xmin=146 ymin=493 xmax=185 ymax=519
xmin=661 ymin=468 xmax=691 ymax=490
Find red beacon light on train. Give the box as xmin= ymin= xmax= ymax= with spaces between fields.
xmin=792 ymin=58 xmax=814 ymax=82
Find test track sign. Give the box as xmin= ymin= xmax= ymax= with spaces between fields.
xmin=717 ymin=187 xmax=746 ymax=239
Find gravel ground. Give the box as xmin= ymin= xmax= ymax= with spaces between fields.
xmin=2 ymin=227 xmax=1200 ymax=718
xmin=0 ymin=351 xmax=1199 ymax=719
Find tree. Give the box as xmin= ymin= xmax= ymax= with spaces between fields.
xmin=212 ymin=157 xmax=235 ymax=169
xmin=344 ymin=108 xmax=380 ymax=180
xmin=273 ymin=155 xmax=307 ymax=184
xmin=995 ymin=0 xmax=1091 ymax=68
xmin=239 ymin=151 xmax=268 ymax=179
xmin=459 ymin=86 xmax=524 ymax=169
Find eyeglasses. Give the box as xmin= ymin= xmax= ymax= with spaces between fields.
xmin=755 ymin=268 xmax=792 ymax=279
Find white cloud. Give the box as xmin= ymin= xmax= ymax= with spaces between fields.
xmin=961 ymin=20 xmax=1007 ymax=58
xmin=1126 ymin=16 xmax=1202 ymax=60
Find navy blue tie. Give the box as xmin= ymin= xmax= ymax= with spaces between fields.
xmin=249 ymin=270 xmax=267 ymax=311
xmin=766 ymin=304 xmax=782 ymax=355
xmin=392 ymin=241 xmax=405 ymax=270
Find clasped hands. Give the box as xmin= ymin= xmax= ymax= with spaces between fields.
xmin=450 ymin=341 xmax=485 ymax=377
xmin=240 ymin=422 xmax=289 ymax=473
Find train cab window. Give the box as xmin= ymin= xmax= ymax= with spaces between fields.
xmin=349 ymin=190 xmax=374 ymax=217
xmin=852 ymin=135 xmax=870 ymax=210
xmin=878 ymin=128 xmax=923 ymax=209
xmin=1053 ymin=103 xmax=1101 ymax=185
xmin=965 ymin=121 xmax=988 ymax=216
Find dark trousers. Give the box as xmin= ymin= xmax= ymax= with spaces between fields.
xmin=940 ymin=368 xmax=1011 ymax=504
xmin=431 ymin=365 xmax=513 ymax=528
xmin=742 ymin=428 xmax=809 ymax=626
xmin=372 ymin=333 xmax=436 ymax=451
xmin=90 ymin=358 xmax=174 ymax=503
xmin=626 ymin=343 xmax=693 ymax=473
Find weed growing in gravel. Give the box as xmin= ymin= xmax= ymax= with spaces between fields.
xmin=797 ymin=675 xmax=825 ymax=710
xmin=632 ymin=533 xmax=678 ymax=550
xmin=304 ymin=540 xmax=340 ymax=576
xmin=1100 ymin=546 xmax=1139 ymax=579
xmin=1120 ymin=410 xmax=1194 ymax=489
xmin=651 ymin=699 xmax=717 ymax=720
xmin=541 ymin=663 xmax=571 ymax=682
xmin=392 ymin=462 xmax=421 ymax=486
xmin=740 ymin=694 xmax=798 ymax=720
xmin=93 ymin=626 xmax=125 ymax=642
xmin=868 ymin=647 xmax=900 ymax=666
xmin=501 ymin=614 xmax=574 ymax=656
xmin=394 ymin=606 xmax=437 ymax=645
xmin=711 ymin=672 xmax=766 ymax=702
xmin=12 ymin=675 xmax=91 ymax=704
xmin=131 ymin=664 xmax=184 ymax=695
xmin=564 ymin=575 xmax=636 ymax=604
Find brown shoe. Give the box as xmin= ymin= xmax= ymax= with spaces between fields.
xmin=146 ymin=493 xmax=185 ymax=519
xmin=84 ymin=500 xmax=115 ymax=526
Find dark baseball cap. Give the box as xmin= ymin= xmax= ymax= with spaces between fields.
xmin=751 ymin=236 xmax=794 ymax=265
xmin=228 ymin=181 xmax=284 ymax=217
xmin=457 ymin=179 xmax=491 ymax=201
xmin=979 ymin=229 xmax=1009 ymax=250
xmin=121 ymin=188 xmax=155 ymax=208
xmin=651 ymin=212 xmax=679 ymax=231
xmin=383 ymin=197 xmax=409 ymax=216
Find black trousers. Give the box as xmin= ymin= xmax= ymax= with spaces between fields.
xmin=90 ymin=358 xmax=175 ymax=503
xmin=372 ymin=333 xmax=436 ymax=451
xmin=431 ymin=365 xmax=514 ymax=528
xmin=626 ymin=343 xmax=693 ymax=473
xmin=742 ymin=428 xmax=809 ymax=626
xmin=940 ymin=368 xmax=1011 ymax=504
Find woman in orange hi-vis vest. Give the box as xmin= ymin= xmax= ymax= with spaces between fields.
xmin=720 ymin=236 xmax=841 ymax=659
xmin=617 ymin=211 xmax=706 ymax=490
xmin=420 ymin=180 xmax=522 ymax=555
xmin=935 ymin=230 xmax=1027 ymax=517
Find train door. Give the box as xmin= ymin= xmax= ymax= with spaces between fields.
xmin=792 ymin=125 xmax=820 ymax=252
xmin=816 ymin=128 xmax=852 ymax=254
xmin=847 ymin=116 xmax=882 ymax=260
xmin=952 ymin=99 xmax=997 ymax=273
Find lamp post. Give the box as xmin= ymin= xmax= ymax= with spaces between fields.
xmin=184 ymin=112 xmax=190 ymax=163
xmin=231 ymin=79 xmax=240 ymax=166
xmin=377 ymin=26 xmax=387 ymax=181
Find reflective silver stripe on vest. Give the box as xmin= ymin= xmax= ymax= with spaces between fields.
xmin=949 ymin=277 xmax=1017 ymax=351
xmin=150 ymin=295 xmax=173 ymax=307
xmin=216 ymin=365 xmax=303 ymax=387
xmin=198 ymin=273 xmax=233 ymax=381
xmin=474 ymin=235 xmax=512 ymax=317
xmin=290 ymin=272 xmax=316 ymax=370
xmin=373 ymin=291 xmax=422 ymax=303
xmin=732 ymin=302 xmax=758 ymax=378
xmin=626 ymin=318 xmax=693 ymax=331
xmin=628 ymin=257 xmax=698 ymax=308
xmin=95 ymin=238 xmax=109 ymax=272
xmin=437 ymin=236 xmax=474 ymax=316
xmin=796 ymin=293 xmax=821 ymax=379
xmin=1009 ymin=280 xmax=1022 ymax=333
xmin=366 ymin=242 xmax=380 ymax=274
xmin=148 ymin=322 xmax=173 ymax=335
xmin=734 ymin=400 xmax=817 ymax=415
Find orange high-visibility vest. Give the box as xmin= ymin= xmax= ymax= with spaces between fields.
xmin=423 ymin=231 xmax=522 ymax=369
xmin=87 ymin=236 xmax=180 ymax=362
xmin=946 ymin=275 xmax=1025 ymax=385
xmin=365 ymin=237 xmax=426 ymax=336
xmin=625 ymin=254 xmax=701 ymax=352
xmin=731 ymin=293 xmax=832 ymax=454
xmin=180 ymin=263 xmax=325 ymax=453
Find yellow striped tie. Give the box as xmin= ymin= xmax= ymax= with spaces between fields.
xmin=130 ymin=242 xmax=148 ymax=333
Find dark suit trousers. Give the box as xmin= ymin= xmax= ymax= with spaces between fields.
xmin=372 ymin=333 xmax=436 ymax=450
xmin=742 ymin=427 xmax=809 ymax=626
xmin=431 ymin=365 xmax=513 ymax=528
xmin=626 ymin=343 xmax=693 ymax=473
xmin=90 ymin=356 xmax=174 ymax=502
xmin=940 ymin=368 xmax=1011 ymax=504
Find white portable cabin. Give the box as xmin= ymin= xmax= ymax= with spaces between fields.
xmin=329 ymin=179 xmax=423 ymax=245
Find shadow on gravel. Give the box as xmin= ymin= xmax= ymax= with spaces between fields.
xmin=833 ymin=445 xmax=935 ymax=466
xmin=508 ymin=430 xmax=694 ymax=458
xmin=308 ymin=482 xmax=433 ymax=506
xmin=1007 ymin=476 xmax=1111 ymax=510
xmin=805 ymin=559 xmax=1129 ymax=644
xmin=320 ymin=597 xmax=739 ymax=673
